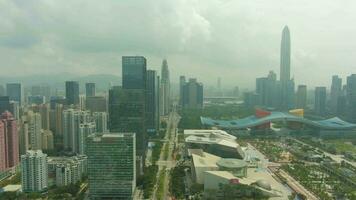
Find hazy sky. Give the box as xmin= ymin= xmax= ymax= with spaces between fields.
xmin=0 ymin=0 xmax=356 ymax=89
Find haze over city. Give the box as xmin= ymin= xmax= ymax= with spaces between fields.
xmin=1 ymin=0 xmax=356 ymax=88
xmin=1 ymin=1 xmax=356 ymax=200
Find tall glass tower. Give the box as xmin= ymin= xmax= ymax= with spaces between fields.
xmin=280 ymin=26 xmax=294 ymax=110
xmin=280 ymin=26 xmax=291 ymax=83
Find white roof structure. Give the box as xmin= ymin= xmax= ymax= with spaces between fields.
xmin=184 ymin=129 xmax=241 ymax=149
xmin=184 ymin=129 xmax=237 ymax=141
xmin=192 ymin=152 xmax=220 ymax=168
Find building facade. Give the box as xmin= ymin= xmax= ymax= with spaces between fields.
xmin=160 ymin=59 xmax=170 ymax=116
xmin=65 ymin=81 xmax=80 ymax=106
xmin=87 ymin=133 xmax=136 ymax=200
xmin=182 ymin=78 xmax=204 ymax=109
xmin=21 ymin=150 xmax=48 ymax=193
xmin=85 ymin=83 xmax=96 ymax=97
xmin=0 ymin=111 xmax=19 ymax=170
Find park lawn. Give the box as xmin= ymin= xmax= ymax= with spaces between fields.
xmin=325 ymin=139 xmax=356 ymax=154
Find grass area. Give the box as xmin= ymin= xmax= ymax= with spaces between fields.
xmin=0 ymin=172 xmax=21 ymax=188
xmin=163 ymin=143 xmax=169 ymax=160
xmin=324 ymin=139 xmax=356 ymax=154
xmin=250 ymin=140 xmax=284 ymax=162
xmin=151 ymin=141 xmax=163 ymax=164
xmin=169 ymin=165 xmax=187 ymax=199
xmin=156 ymin=167 xmax=166 ymax=200
xmin=282 ymin=163 xmax=356 ymax=200
xmin=141 ymin=165 xmax=159 ymax=199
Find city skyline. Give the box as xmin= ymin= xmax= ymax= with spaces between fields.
xmin=0 ymin=1 xmax=356 ymax=88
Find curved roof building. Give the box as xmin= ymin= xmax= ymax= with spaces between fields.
xmin=201 ymin=109 xmax=356 ymax=130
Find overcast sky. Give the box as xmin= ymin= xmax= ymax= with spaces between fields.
xmin=0 ymin=0 xmax=356 ymax=89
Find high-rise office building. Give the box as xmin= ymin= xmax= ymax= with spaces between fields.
xmin=280 ymin=26 xmax=291 ymax=84
xmin=330 ymin=75 xmax=342 ymax=114
xmin=0 ymin=85 xmax=5 ymax=96
xmin=85 ymin=83 xmax=96 ymax=97
xmin=65 ymin=81 xmax=80 ymax=105
xmin=179 ymin=76 xmax=186 ymax=107
xmin=21 ymin=150 xmax=48 ymax=193
xmin=21 ymin=111 xmax=42 ymax=150
xmin=108 ymin=86 xmax=146 ymax=174
xmin=346 ymin=74 xmax=356 ymax=122
xmin=280 ymin=26 xmax=294 ymax=110
xmin=315 ymin=87 xmax=327 ymax=115
xmin=0 ymin=111 xmax=19 ymax=170
xmin=86 ymin=96 xmax=107 ymax=113
xmin=117 ymin=56 xmax=147 ymax=174
xmin=146 ymin=70 xmax=160 ymax=134
xmin=255 ymin=71 xmax=282 ymax=108
xmin=182 ymin=78 xmax=204 ymax=109
xmin=6 ymin=83 xmax=23 ymax=105
xmin=296 ymin=85 xmax=307 ymax=109
xmin=0 ymin=96 xmax=11 ymax=114
xmin=122 ymin=56 xmax=147 ymax=89
xmin=87 ymin=133 xmax=136 ymax=200
xmin=62 ymin=109 xmax=91 ymax=153
xmin=160 ymin=59 xmax=170 ymax=116
xmin=93 ymin=112 xmax=107 ymax=133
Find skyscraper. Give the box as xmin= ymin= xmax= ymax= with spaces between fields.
xmin=296 ymin=85 xmax=307 ymax=109
xmin=117 ymin=56 xmax=147 ymax=175
xmin=87 ymin=132 xmax=136 ymax=200
xmin=160 ymin=59 xmax=170 ymax=116
xmin=255 ymin=71 xmax=279 ymax=108
xmin=330 ymin=75 xmax=342 ymax=113
xmin=179 ymin=75 xmax=186 ymax=107
xmin=85 ymin=96 xmax=107 ymax=113
xmin=122 ymin=56 xmax=147 ymax=89
xmin=0 ymin=111 xmax=19 ymax=170
xmin=280 ymin=26 xmax=294 ymax=110
xmin=21 ymin=150 xmax=48 ymax=193
xmin=280 ymin=26 xmax=291 ymax=83
xmin=108 ymin=86 xmax=146 ymax=174
xmin=85 ymin=83 xmax=96 ymax=97
xmin=315 ymin=87 xmax=327 ymax=115
xmin=6 ymin=83 xmax=23 ymax=105
xmin=0 ymin=96 xmax=11 ymax=114
xmin=182 ymin=78 xmax=204 ymax=109
xmin=65 ymin=81 xmax=80 ymax=105
xmin=346 ymin=74 xmax=356 ymax=122
xmin=146 ymin=70 xmax=160 ymax=134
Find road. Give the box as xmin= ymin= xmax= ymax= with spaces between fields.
xmin=151 ymin=106 xmax=180 ymax=200
xmin=278 ymin=169 xmax=319 ymax=200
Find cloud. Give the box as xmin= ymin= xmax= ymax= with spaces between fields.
xmin=0 ymin=0 xmax=355 ymax=88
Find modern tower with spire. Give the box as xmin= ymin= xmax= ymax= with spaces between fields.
xmin=160 ymin=59 xmax=170 ymax=116
xmin=280 ymin=26 xmax=294 ymax=110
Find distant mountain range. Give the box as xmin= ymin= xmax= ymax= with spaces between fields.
xmin=0 ymin=73 xmax=121 ymax=91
